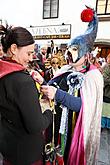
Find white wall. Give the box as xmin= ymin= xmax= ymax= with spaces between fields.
xmin=0 ymin=0 xmax=110 ymax=44
xmin=97 ymin=22 xmax=110 ymax=39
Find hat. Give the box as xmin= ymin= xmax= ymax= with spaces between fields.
xmin=40 ymin=44 xmax=48 ymax=50
xmin=68 ymin=6 xmax=98 ymax=62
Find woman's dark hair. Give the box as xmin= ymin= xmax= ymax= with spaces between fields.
xmin=0 ymin=24 xmax=34 ymax=53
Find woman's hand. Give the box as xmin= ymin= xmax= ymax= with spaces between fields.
xmin=30 ymin=70 xmax=44 ymax=84
xmin=41 ymin=85 xmax=57 ymax=100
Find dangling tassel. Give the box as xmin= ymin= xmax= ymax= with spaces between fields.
xmin=82 ymin=65 xmax=86 ymax=69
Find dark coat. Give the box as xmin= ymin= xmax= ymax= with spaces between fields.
xmin=48 ymin=72 xmax=80 ymax=164
xmin=44 ymin=67 xmax=54 ymax=83
xmin=0 ymin=71 xmax=52 ymax=165
xmin=37 ymin=53 xmax=47 ymax=72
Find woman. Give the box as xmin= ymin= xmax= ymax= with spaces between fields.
xmin=101 ymin=53 xmax=110 ymax=129
xmin=44 ymin=56 xmax=61 ymax=82
xmin=0 ymin=25 xmax=52 ymax=165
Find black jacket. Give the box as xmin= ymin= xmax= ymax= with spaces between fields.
xmin=37 ymin=53 xmax=47 ymax=72
xmin=0 ymin=71 xmax=52 ymax=165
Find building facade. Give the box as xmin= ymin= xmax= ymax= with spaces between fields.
xmin=26 ymin=0 xmax=110 ymax=55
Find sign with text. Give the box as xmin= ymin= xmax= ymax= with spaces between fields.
xmin=27 ymin=24 xmax=71 ymax=40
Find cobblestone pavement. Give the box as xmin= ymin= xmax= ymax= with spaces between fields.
xmin=98 ymin=128 xmax=110 ymax=165
xmin=0 ymin=129 xmax=109 ymax=165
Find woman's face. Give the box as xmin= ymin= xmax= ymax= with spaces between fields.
xmin=12 ymin=44 xmax=35 ymax=68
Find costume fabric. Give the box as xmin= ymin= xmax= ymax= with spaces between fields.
xmin=48 ymin=65 xmax=80 ymax=159
xmin=68 ymin=65 xmax=103 ymax=165
xmin=49 ymin=64 xmax=103 ymax=165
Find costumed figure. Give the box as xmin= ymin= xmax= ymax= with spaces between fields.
xmin=40 ymin=6 xmax=103 ymax=165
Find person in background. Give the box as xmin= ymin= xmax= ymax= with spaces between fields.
xmin=90 ymin=56 xmax=103 ymax=73
xmin=50 ymin=40 xmax=54 ymax=55
xmin=37 ymin=7 xmax=103 ymax=165
xmin=44 ymin=56 xmax=61 ymax=82
xmin=46 ymin=46 xmax=52 ymax=58
xmin=56 ymin=49 xmax=67 ymax=67
xmin=43 ymin=55 xmax=62 ymax=147
xmin=37 ymin=45 xmax=48 ymax=74
xmin=101 ymin=58 xmax=107 ymax=68
xmin=0 ymin=25 xmax=52 ymax=165
xmin=101 ymin=53 xmax=110 ymax=129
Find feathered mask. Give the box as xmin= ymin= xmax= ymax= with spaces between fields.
xmin=66 ymin=6 xmax=98 ymax=63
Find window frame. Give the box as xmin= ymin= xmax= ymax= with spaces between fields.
xmin=96 ymin=0 xmax=110 ymax=21
xmin=43 ymin=0 xmax=59 ymax=19
xmin=96 ymin=0 xmax=110 ymax=15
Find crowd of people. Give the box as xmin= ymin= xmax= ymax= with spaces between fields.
xmin=0 ymin=6 xmax=109 ymax=165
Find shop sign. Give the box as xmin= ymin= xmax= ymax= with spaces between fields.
xmin=27 ymin=24 xmax=71 ymax=39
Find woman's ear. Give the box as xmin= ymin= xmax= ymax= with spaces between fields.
xmin=10 ymin=44 xmax=18 ymax=55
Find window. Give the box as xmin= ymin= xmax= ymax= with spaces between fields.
xmin=43 ymin=0 xmax=59 ymax=19
xmin=96 ymin=0 xmax=110 ymax=15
